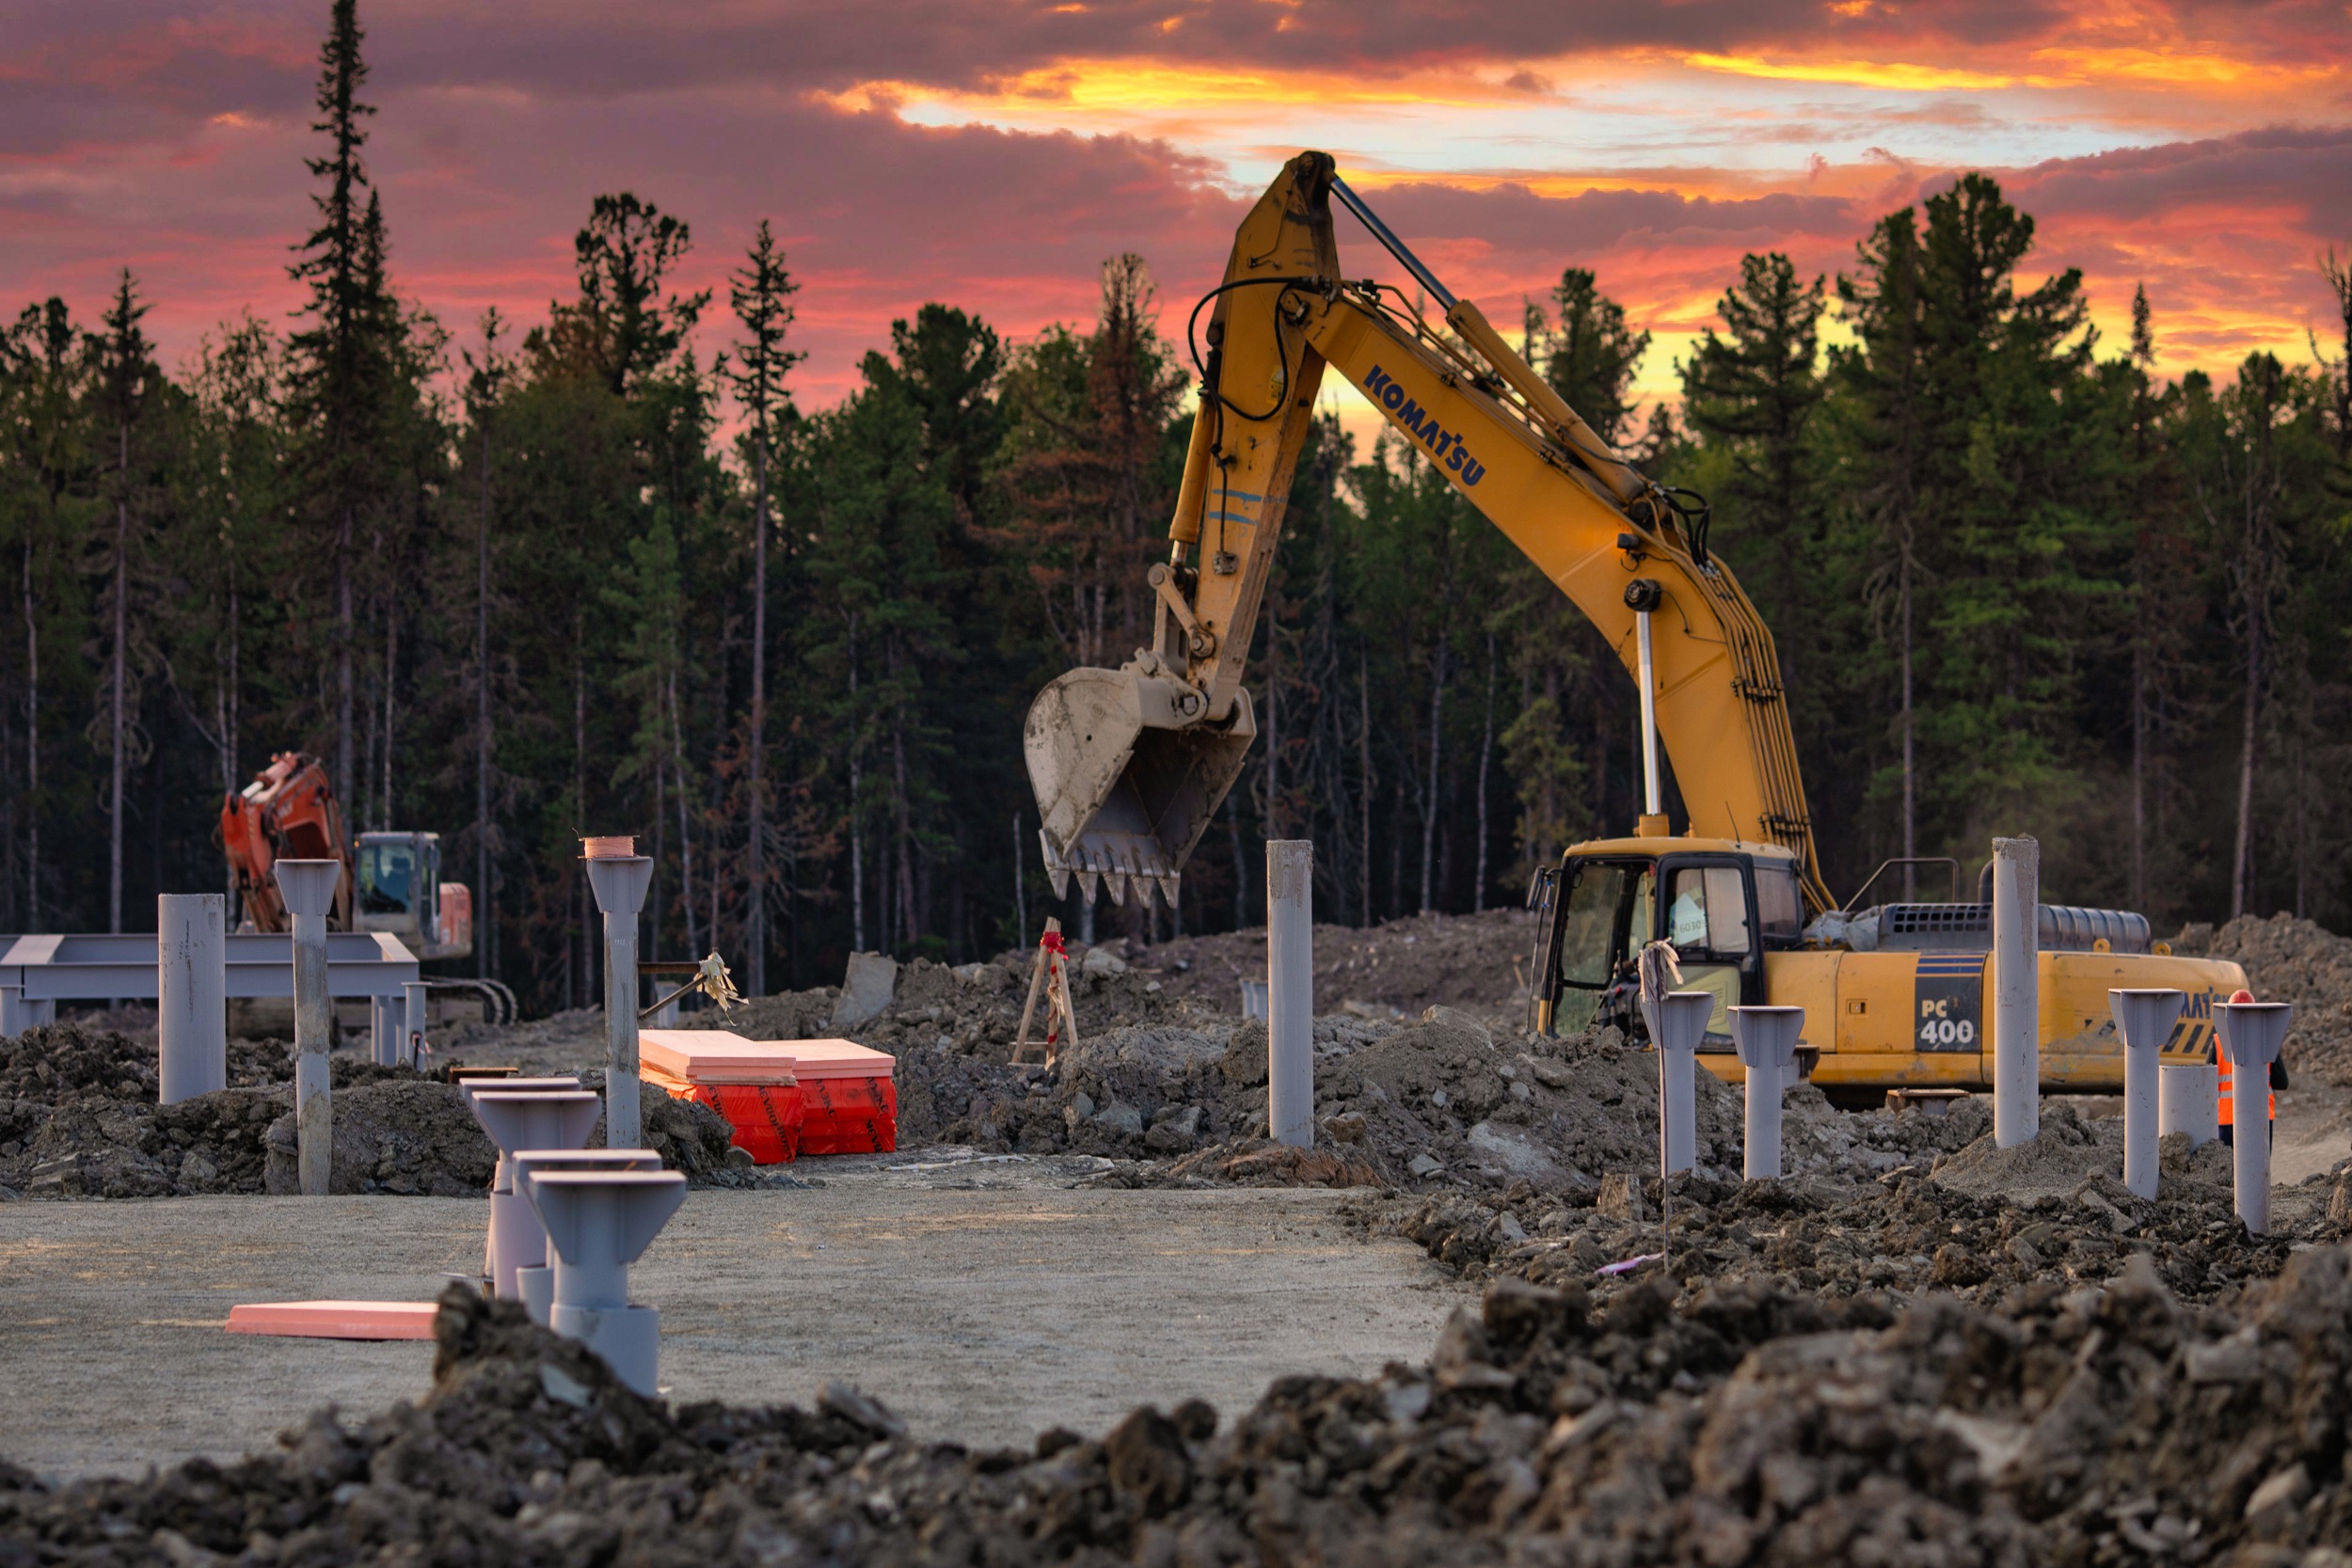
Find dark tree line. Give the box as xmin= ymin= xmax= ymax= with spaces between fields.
xmin=4 ymin=5 xmax=2350 ymax=1013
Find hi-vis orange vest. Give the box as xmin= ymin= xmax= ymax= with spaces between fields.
xmin=2217 ymin=987 xmax=2274 ymax=1126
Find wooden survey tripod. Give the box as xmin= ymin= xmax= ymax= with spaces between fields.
xmin=1011 ymin=917 xmax=1082 ymax=1071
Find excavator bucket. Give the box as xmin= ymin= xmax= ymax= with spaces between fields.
xmin=1024 ymin=661 xmax=1256 ymax=910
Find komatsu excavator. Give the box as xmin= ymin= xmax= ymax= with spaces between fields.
xmin=1023 ymin=150 xmax=2247 ymax=1094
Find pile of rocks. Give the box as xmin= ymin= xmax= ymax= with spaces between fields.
xmin=1362 ymin=1101 xmax=2350 ymax=1310
xmin=0 ymin=1023 xmax=749 ymax=1199
xmin=14 ymin=1241 xmax=2352 ymax=1563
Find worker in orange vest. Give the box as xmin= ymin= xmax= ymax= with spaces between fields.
xmin=2217 ymin=987 xmax=2281 ymax=1148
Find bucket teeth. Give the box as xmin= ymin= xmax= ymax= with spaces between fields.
xmin=1040 ymin=832 xmax=1072 ymax=901
xmin=1156 ymin=872 xmax=1180 ymax=909
xmin=1077 ymin=867 xmax=1101 ymax=905
xmin=1104 ymin=872 xmax=1127 ymax=906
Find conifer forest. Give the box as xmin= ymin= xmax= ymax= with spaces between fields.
xmin=4 ymin=3 xmax=2350 ymax=1013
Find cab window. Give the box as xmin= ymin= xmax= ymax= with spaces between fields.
xmin=1755 ymin=864 xmax=1803 ymax=942
xmin=1557 ymin=863 xmax=1629 ymax=989
xmin=1626 ymin=868 xmax=1654 ymax=958
xmin=1666 ymin=866 xmax=1750 ymax=956
xmin=357 ymin=843 xmax=415 ymax=916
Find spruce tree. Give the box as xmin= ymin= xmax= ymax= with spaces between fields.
xmin=96 ymin=272 xmax=154 ymax=935
xmin=462 ymin=309 xmax=511 ymax=980
xmin=725 ymin=220 xmax=801 ymax=993
xmin=1680 ymin=255 xmax=1827 ymax=708
xmin=2 ymin=298 xmax=91 ymax=927
xmin=1538 ymin=268 xmax=1648 ymax=445
xmin=285 ymin=0 xmax=390 ymax=814
xmin=1833 ymin=209 xmax=1929 ymax=870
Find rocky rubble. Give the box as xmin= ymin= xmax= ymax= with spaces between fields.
xmin=0 ymin=1022 xmax=749 ymax=1198
xmin=16 ymin=1244 xmax=2352 ymax=1564
xmin=1361 ymin=1101 xmax=2350 ymax=1313
xmin=674 ymin=951 xmax=1989 ymax=1199
xmin=2174 ymin=912 xmax=2352 ymax=1085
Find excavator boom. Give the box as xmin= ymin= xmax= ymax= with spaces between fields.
xmin=1025 ymin=151 xmax=1832 ymax=913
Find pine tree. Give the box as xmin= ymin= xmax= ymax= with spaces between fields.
xmin=543 ymin=194 xmax=710 ymax=397
xmin=1915 ymin=175 xmax=2101 ymax=844
xmin=724 ymin=220 xmax=802 ymax=994
xmin=1537 ymin=268 xmax=1649 ymax=445
xmin=1833 ymin=208 xmax=1929 ymax=873
xmin=1679 ymin=252 xmax=1829 ymax=768
xmin=284 ymin=0 xmax=392 ymax=813
xmin=461 ymin=309 xmax=511 ymax=979
xmin=95 ymin=272 xmax=155 ymax=935
xmin=1 ymin=298 xmax=92 ymax=927
xmin=177 ymin=310 xmax=292 ymax=913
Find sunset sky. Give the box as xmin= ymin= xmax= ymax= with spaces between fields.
xmin=6 ymin=0 xmax=2348 ymax=421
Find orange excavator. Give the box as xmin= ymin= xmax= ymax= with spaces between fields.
xmin=219 ymin=752 xmax=473 ymax=962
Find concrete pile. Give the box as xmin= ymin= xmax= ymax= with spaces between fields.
xmin=0 ymin=1022 xmax=749 ymax=1199
xmin=2173 ymin=913 xmax=2352 ymax=1084
xmin=16 ymin=1248 xmax=2352 ymax=1563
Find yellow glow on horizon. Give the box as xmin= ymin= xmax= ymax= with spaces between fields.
xmin=1679 ymin=53 xmax=2039 ymax=91
xmin=2026 ymin=45 xmax=2338 ymax=89
xmin=818 ymin=58 xmax=1555 ymax=122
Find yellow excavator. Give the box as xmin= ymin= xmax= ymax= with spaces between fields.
xmin=1023 ymin=150 xmax=2247 ymax=1093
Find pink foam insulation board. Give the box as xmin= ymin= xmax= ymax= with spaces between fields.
xmin=775 ymin=1038 xmax=896 ymax=1081
xmin=225 ymin=1301 xmax=439 ymax=1340
xmin=640 ymin=1029 xmax=797 ymax=1082
xmin=639 ymin=1030 xmax=892 ymax=1084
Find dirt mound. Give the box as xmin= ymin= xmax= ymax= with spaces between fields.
xmin=0 ymin=1022 xmax=287 ymax=1103
xmin=2174 ymin=912 xmax=2352 ymax=1085
xmin=19 ymin=1246 xmax=2352 ymax=1563
xmin=1133 ymin=906 xmax=1537 ymax=1021
xmin=1359 ymin=1106 xmax=2335 ymax=1311
xmin=0 ymin=1023 xmax=751 ymax=1199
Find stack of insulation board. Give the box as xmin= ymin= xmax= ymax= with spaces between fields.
xmin=640 ymin=1030 xmax=805 ymax=1163
xmin=639 ymin=1030 xmax=897 ymax=1162
xmin=782 ymin=1037 xmax=901 ymax=1155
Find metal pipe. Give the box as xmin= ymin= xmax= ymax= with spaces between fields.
xmin=510 ymin=1148 xmax=662 ymax=1324
xmin=157 ymin=894 xmax=227 ymax=1105
xmin=1990 ymin=836 xmax=2040 ymax=1148
xmin=1266 ymin=840 xmax=1315 ymax=1148
xmin=584 ymin=847 xmax=654 ymax=1150
xmin=1730 ymin=1005 xmax=1804 ymax=1180
xmin=2110 ymin=989 xmax=2183 ymax=1200
xmin=2160 ymin=1063 xmax=2218 ymax=1147
xmin=0 ymin=985 xmax=20 ymax=1037
xmin=1635 ymin=610 xmax=1662 ymax=818
xmin=1648 ymin=990 xmax=1713 ymax=1174
xmin=529 ymin=1169 xmax=687 ymax=1396
xmin=1327 ymin=177 xmax=1456 ymax=309
xmin=273 ymin=860 xmax=342 ymax=1196
xmin=402 ymin=980 xmax=427 ymax=1069
xmin=2217 ymin=1001 xmax=2292 ymax=1234
xmin=469 ymin=1088 xmax=602 ymax=1295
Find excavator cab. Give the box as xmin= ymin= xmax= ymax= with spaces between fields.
xmin=356 ymin=831 xmax=471 ymax=962
xmin=1532 ymin=840 xmax=1805 ymax=1043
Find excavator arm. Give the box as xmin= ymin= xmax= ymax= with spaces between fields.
xmin=1025 ymin=150 xmax=1833 ymax=915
